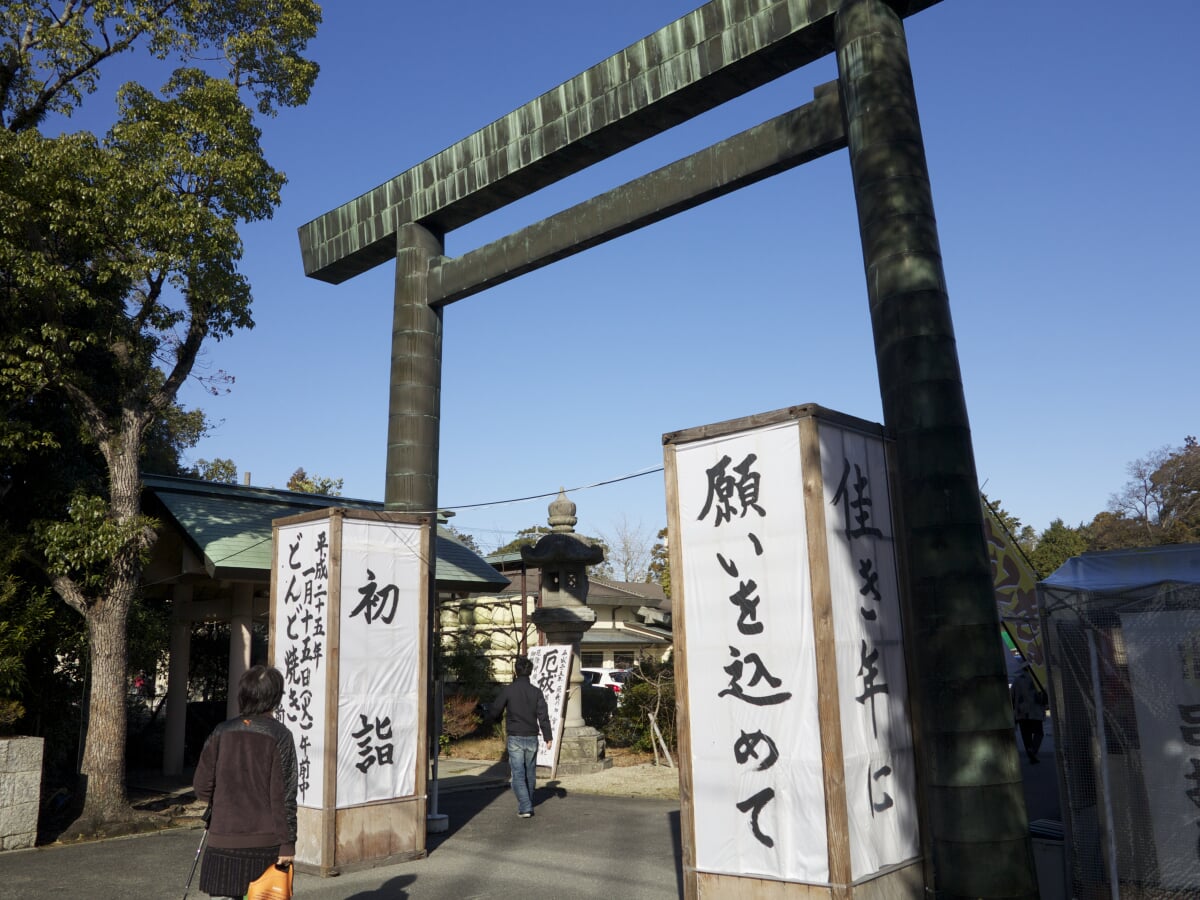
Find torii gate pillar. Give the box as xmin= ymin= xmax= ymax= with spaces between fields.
xmin=386 ymin=223 xmax=444 ymax=512
xmin=836 ymin=3 xmax=1034 ymax=896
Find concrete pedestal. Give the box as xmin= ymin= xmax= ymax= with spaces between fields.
xmin=553 ymin=725 xmax=613 ymax=775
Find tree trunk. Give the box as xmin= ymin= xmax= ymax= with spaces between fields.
xmin=67 ymin=424 xmax=152 ymax=834
xmin=75 ymin=591 xmax=133 ymax=828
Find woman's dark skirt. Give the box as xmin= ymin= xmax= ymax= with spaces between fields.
xmin=199 ymin=844 xmax=280 ymax=897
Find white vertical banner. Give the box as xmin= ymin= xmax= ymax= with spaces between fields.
xmin=274 ymin=520 xmax=332 ymax=809
xmin=675 ymin=421 xmax=828 ymax=883
xmin=819 ymin=422 xmax=919 ymax=877
xmin=335 ymin=518 xmax=424 ymax=807
xmin=1121 ymin=610 xmax=1200 ymax=890
xmin=528 ymin=645 xmax=572 ymax=768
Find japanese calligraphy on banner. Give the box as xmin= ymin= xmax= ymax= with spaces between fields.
xmin=335 ymin=518 xmax=422 ymax=807
xmin=1120 ymin=610 xmax=1200 ymax=891
xmin=981 ymin=498 xmax=1048 ymax=690
xmin=674 ymin=421 xmax=829 ymax=883
xmin=275 ymin=521 xmax=331 ymax=809
xmin=818 ymin=422 xmax=918 ymax=878
xmin=528 ymin=645 xmax=571 ymax=768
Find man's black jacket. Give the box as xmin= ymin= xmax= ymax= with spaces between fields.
xmin=487 ymin=675 xmax=552 ymax=741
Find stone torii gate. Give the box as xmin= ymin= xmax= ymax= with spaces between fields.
xmin=298 ymin=2 xmax=1036 ymax=897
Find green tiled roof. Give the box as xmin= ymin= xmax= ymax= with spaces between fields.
xmin=143 ymin=474 xmax=510 ymax=593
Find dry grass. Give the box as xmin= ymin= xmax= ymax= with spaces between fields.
xmin=442 ymin=733 xmax=505 ymax=760
xmin=608 ymin=746 xmax=656 ymax=767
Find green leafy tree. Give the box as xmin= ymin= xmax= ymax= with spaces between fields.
xmin=493 ymin=524 xmax=613 ymax=578
xmin=648 ymin=526 xmax=671 ymax=598
xmin=286 ymin=467 xmax=343 ymax=496
xmin=981 ymin=493 xmax=1037 ymax=558
xmin=1029 ymin=518 xmax=1091 ymax=580
xmin=0 ymin=1 xmax=320 ymax=834
xmin=0 ymin=535 xmax=55 ymax=732
xmin=1 ymin=379 xmax=200 ymax=778
xmin=1085 ymin=510 xmax=1143 ymax=553
xmin=491 ymin=525 xmax=553 ymax=557
xmin=192 ymin=457 xmax=239 ymax=484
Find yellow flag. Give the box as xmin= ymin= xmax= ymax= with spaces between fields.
xmin=981 ymin=498 xmax=1048 ymax=691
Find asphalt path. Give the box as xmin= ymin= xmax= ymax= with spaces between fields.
xmin=1016 ymin=720 xmax=1061 ymax=824
xmin=0 ymin=785 xmax=684 ymax=900
xmin=0 ymin=726 xmax=1059 ymax=899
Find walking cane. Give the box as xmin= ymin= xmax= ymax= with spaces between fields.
xmin=183 ymin=807 xmax=211 ymax=899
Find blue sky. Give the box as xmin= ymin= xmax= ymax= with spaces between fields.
xmin=86 ymin=1 xmax=1200 ymax=553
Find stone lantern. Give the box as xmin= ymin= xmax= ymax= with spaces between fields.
xmin=523 ymin=489 xmax=612 ymax=773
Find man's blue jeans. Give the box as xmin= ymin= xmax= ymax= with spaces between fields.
xmin=507 ymin=735 xmax=539 ymax=814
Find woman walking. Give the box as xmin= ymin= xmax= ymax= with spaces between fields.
xmin=193 ymin=665 xmax=298 ymax=899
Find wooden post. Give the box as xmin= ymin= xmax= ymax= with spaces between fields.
xmin=799 ymin=415 xmax=852 ymax=899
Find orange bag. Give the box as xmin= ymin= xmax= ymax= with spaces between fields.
xmin=246 ymin=862 xmax=293 ymax=900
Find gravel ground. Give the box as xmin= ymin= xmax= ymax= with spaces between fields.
xmin=546 ymin=761 xmax=680 ymax=800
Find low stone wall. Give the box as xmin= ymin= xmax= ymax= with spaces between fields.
xmin=0 ymin=736 xmax=43 ymax=850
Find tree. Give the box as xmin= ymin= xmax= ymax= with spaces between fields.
xmin=286 ymin=467 xmax=343 ymax=496
xmin=192 ymin=457 xmax=239 ymax=484
xmin=981 ymin=493 xmax=1037 ymax=558
xmin=1107 ymin=446 xmax=1173 ymax=545
xmin=443 ymin=524 xmax=481 ymax=555
xmin=1029 ymin=519 xmax=1090 ymax=580
xmin=492 ymin=524 xmax=612 ymax=577
xmin=0 ymin=536 xmax=56 ymax=732
xmin=1148 ymin=435 xmax=1200 ymax=542
xmin=0 ymin=2 xmax=320 ymax=835
xmin=1085 ymin=510 xmax=1143 ymax=553
xmin=491 ymin=525 xmax=553 ymax=557
xmin=1097 ymin=437 xmax=1200 ymax=548
xmin=603 ymin=656 xmax=676 ymax=758
xmin=598 ymin=515 xmax=656 ymax=582
xmin=648 ymin=526 xmax=671 ymax=599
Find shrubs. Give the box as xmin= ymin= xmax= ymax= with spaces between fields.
xmin=441 ymin=689 xmax=484 ymax=741
xmin=440 ymin=632 xmax=494 ymax=698
xmin=0 ymin=699 xmax=23 ymax=735
xmin=582 ymin=684 xmax=617 ymax=730
xmin=437 ymin=631 xmax=495 ymax=749
xmin=602 ymin=659 xmax=676 ymax=754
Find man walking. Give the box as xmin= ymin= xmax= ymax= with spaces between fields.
xmin=486 ymin=656 xmax=553 ymax=817
xmin=1011 ymin=663 xmax=1047 ymax=764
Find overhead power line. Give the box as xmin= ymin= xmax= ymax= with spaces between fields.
xmin=439 ymin=464 xmax=664 ymax=513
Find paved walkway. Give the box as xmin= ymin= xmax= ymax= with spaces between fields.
xmin=0 ymin=769 xmax=683 ymax=900
xmin=0 ymin=734 xmax=1059 ymax=900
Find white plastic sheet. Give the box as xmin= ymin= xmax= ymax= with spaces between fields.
xmin=529 ymin=645 xmax=571 ymax=768
xmin=334 ymin=519 xmax=423 ymax=806
xmin=818 ymin=422 xmax=918 ymax=877
xmin=1121 ymin=610 xmax=1200 ymax=890
xmin=675 ymin=421 xmax=829 ymax=882
xmin=274 ymin=520 xmax=332 ymax=809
